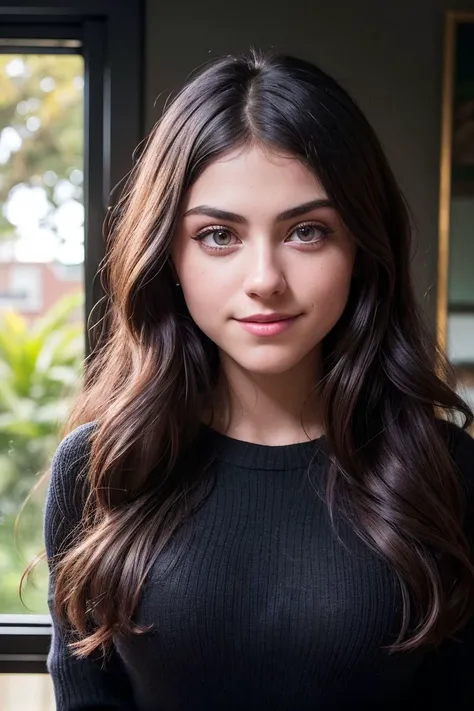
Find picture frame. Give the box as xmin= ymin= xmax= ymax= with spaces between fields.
xmin=437 ymin=11 xmax=474 ymax=423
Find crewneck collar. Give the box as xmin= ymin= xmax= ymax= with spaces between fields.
xmin=200 ymin=424 xmax=326 ymax=471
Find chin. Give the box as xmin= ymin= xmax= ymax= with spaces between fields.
xmin=232 ymin=352 xmax=307 ymax=376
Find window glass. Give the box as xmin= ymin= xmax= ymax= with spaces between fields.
xmin=0 ymin=53 xmax=85 ymax=614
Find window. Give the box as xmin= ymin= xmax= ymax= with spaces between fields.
xmin=0 ymin=50 xmax=85 ymax=623
xmin=0 ymin=0 xmax=144 ymax=684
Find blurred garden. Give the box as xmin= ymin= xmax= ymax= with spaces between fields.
xmin=0 ymin=53 xmax=85 ymax=614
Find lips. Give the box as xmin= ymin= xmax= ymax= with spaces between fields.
xmin=235 ymin=314 xmax=300 ymax=337
xmin=237 ymin=313 xmax=296 ymax=323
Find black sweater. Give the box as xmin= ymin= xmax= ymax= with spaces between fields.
xmin=44 ymin=420 xmax=474 ymax=710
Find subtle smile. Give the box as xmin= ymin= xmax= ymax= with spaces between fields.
xmin=235 ymin=313 xmax=301 ymax=336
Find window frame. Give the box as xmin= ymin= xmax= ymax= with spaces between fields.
xmin=0 ymin=0 xmax=144 ymax=674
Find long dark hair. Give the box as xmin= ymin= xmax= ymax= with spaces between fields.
xmin=27 ymin=49 xmax=474 ymax=657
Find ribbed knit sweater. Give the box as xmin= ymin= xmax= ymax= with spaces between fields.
xmin=44 ymin=420 xmax=474 ymax=710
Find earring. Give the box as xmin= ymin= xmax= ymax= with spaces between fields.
xmin=176 ymin=281 xmax=181 ymax=287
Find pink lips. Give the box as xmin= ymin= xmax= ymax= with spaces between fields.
xmin=236 ymin=313 xmax=300 ymax=336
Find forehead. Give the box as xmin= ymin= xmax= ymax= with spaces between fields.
xmin=183 ymin=145 xmax=327 ymax=210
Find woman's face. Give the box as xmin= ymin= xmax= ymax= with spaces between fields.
xmin=172 ymin=145 xmax=356 ymax=377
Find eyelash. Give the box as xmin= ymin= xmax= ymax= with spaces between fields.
xmin=191 ymin=221 xmax=335 ymax=252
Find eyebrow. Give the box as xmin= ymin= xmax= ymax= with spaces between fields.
xmin=182 ymin=199 xmax=334 ymax=224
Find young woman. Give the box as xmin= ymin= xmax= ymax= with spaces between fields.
xmin=42 ymin=50 xmax=474 ymax=710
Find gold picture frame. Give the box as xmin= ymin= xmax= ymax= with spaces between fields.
xmin=437 ymin=11 xmax=474 ymax=352
xmin=437 ymin=11 xmax=474 ymax=430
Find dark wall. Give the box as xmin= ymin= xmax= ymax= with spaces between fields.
xmin=145 ymin=0 xmax=474 ymax=329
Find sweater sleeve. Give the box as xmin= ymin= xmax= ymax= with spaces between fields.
xmin=409 ymin=422 xmax=474 ymax=708
xmin=44 ymin=422 xmax=137 ymax=710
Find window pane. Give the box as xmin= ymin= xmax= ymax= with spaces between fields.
xmin=0 ymin=53 xmax=85 ymax=614
xmin=0 ymin=673 xmax=54 ymax=710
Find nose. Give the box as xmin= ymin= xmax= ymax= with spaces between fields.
xmin=242 ymin=245 xmax=287 ymax=299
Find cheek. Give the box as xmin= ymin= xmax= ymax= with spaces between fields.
xmin=175 ymin=243 xmax=237 ymax=320
xmin=299 ymin=252 xmax=354 ymax=309
xmin=173 ymin=243 xmax=216 ymax=319
xmin=182 ymin=283 xmax=215 ymax=319
xmin=179 ymin=268 xmax=230 ymax=332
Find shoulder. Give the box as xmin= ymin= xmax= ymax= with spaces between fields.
xmin=51 ymin=420 xmax=97 ymax=470
xmin=45 ymin=421 xmax=98 ymax=529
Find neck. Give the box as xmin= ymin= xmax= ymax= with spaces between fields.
xmin=207 ymin=349 xmax=325 ymax=446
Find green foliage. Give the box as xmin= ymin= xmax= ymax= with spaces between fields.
xmin=0 ymin=53 xmax=83 ymax=242
xmin=0 ymin=292 xmax=84 ymax=614
xmin=0 ymin=53 xmax=85 ymax=614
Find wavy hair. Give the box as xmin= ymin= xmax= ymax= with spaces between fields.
xmin=25 ymin=49 xmax=474 ymax=657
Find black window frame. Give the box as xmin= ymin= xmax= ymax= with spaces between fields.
xmin=0 ymin=0 xmax=144 ymax=674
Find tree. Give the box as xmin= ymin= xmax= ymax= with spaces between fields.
xmin=0 ymin=54 xmax=83 ymax=254
xmin=0 ymin=53 xmax=85 ymax=613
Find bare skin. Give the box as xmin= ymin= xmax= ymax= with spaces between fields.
xmin=172 ymin=144 xmax=356 ymax=446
